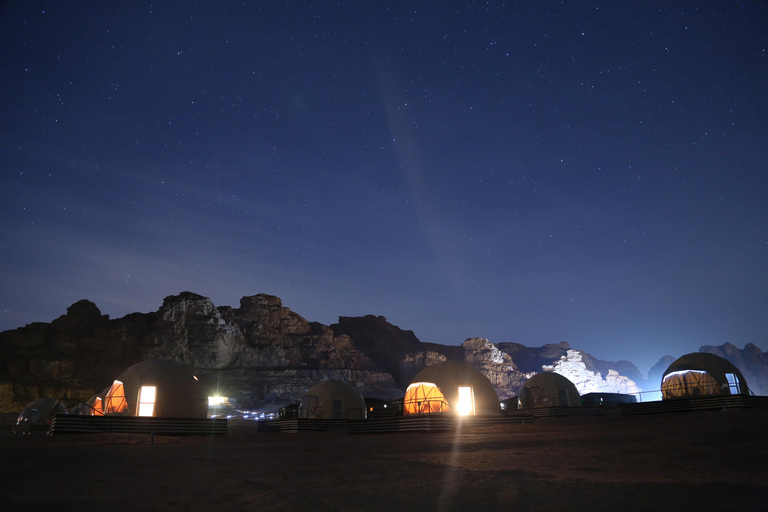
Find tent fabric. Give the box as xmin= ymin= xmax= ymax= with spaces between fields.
xmin=105 ymin=359 xmax=208 ymax=418
xmin=518 ymin=372 xmax=581 ymax=409
xmin=104 ymin=381 xmax=128 ymax=414
xmin=298 ymin=380 xmax=367 ymax=420
xmin=17 ymin=398 xmax=68 ymax=425
xmin=404 ymin=361 xmax=500 ymax=416
xmin=661 ymin=352 xmax=749 ymax=399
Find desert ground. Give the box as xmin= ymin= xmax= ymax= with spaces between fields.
xmin=1 ymin=407 xmax=766 ymax=511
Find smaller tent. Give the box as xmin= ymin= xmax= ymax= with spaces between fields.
xmin=518 ymin=372 xmax=581 ymax=409
xmin=661 ymin=353 xmax=749 ymax=399
xmin=102 ymin=359 xmax=208 ymax=418
xmin=298 ymin=380 xmax=367 ymax=420
xmin=17 ymin=398 xmax=68 ymax=426
xmin=404 ymin=361 xmax=499 ymax=416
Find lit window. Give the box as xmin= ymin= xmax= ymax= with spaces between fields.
xmin=137 ymin=386 xmax=157 ymax=417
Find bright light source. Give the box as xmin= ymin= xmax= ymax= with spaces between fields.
xmin=208 ymin=396 xmax=227 ymax=406
xmin=137 ymin=386 xmax=156 ymax=417
xmin=457 ymin=386 xmax=475 ymax=416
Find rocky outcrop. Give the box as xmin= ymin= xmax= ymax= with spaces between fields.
xmin=495 ymin=341 xmax=571 ymax=373
xmin=461 ymin=338 xmax=531 ymax=400
xmin=0 ymin=292 xmax=393 ymax=412
xmin=543 ymin=350 xmax=642 ymax=395
xmin=330 ymin=315 xmax=463 ymax=387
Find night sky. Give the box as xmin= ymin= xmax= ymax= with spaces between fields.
xmin=2 ymin=2 xmax=767 ymax=376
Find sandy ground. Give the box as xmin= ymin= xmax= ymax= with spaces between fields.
xmin=1 ymin=407 xmax=766 ymax=511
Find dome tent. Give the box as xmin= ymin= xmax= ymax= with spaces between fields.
xmin=404 ymin=361 xmax=500 ymax=416
xmin=518 ymin=372 xmax=581 ymax=409
xmin=298 ymin=380 xmax=367 ymax=420
xmin=102 ymin=359 xmax=208 ymax=418
xmin=17 ymin=398 xmax=68 ymax=426
xmin=661 ymin=353 xmax=748 ymax=399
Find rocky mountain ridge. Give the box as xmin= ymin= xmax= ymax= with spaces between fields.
xmin=1 ymin=292 xmax=765 ymax=413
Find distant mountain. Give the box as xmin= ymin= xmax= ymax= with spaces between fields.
xmin=1 ymin=292 xmax=764 ymax=413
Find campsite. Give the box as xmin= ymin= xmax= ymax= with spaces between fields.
xmin=2 ymin=406 xmax=766 ymax=511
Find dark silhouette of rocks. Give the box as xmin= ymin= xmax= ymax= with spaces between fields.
xmin=1 ymin=292 xmax=765 ymax=413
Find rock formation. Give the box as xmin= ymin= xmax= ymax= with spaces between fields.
xmin=5 ymin=292 xmax=762 ymax=414
xmin=542 ymin=349 xmax=642 ymax=395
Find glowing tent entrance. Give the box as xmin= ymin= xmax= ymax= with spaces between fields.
xmin=137 ymin=386 xmax=157 ymax=416
xmin=404 ymin=383 xmax=476 ymax=415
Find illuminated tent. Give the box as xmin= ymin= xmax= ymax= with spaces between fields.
xmin=298 ymin=380 xmax=367 ymax=420
xmin=102 ymin=359 xmax=208 ymax=418
xmin=17 ymin=398 xmax=68 ymax=425
xmin=83 ymin=390 xmax=107 ymax=416
xmin=518 ymin=372 xmax=581 ymax=409
xmin=404 ymin=361 xmax=500 ymax=416
xmin=661 ymin=353 xmax=748 ymax=399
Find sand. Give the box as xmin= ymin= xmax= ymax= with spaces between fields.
xmin=1 ymin=407 xmax=766 ymax=511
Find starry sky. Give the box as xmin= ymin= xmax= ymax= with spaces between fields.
xmin=2 ymin=1 xmax=767 ymax=376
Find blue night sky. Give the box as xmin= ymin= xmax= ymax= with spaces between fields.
xmin=2 ymin=2 xmax=767 ymax=375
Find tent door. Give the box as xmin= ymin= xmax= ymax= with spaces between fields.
xmin=137 ymin=386 xmax=157 ymax=417
xmin=332 ymin=398 xmax=343 ymax=419
xmin=457 ymin=386 xmax=475 ymax=416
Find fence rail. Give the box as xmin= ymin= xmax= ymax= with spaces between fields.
xmin=48 ymin=415 xmax=228 ymax=435
xmin=619 ymin=394 xmax=765 ymax=415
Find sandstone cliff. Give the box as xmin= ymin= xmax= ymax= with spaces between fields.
xmin=542 ymin=349 xmax=642 ymax=395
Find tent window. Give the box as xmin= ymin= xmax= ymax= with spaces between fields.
xmin=457 ymin=386 xmax=475 ymax=416
xmin=558 ymin=388 xmax=570 ymax=407
xmin=104 ymin=380 xmax=128 ymax=414
xmin=404 ymin=382 xmax=450 ymax=415
xmin=661 ymin=370 xmax=720 ymax=398
xmin=725 ymin=373 xmax=740 ymax=394
xmin=92 ymin=397 xmax=104 ymax=416
xmin=137 ymin=386 xmax=157 ymax=417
